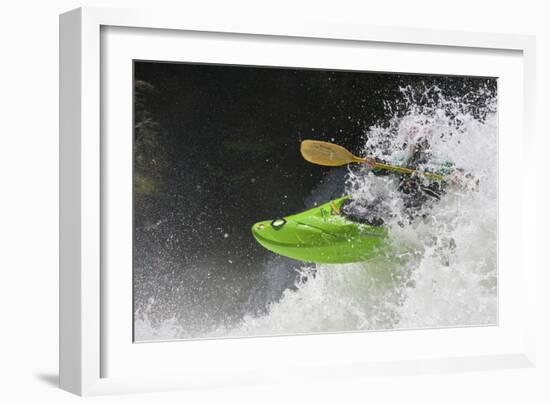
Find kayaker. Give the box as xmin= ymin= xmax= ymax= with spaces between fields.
xmin=299 ymin=138 xmax=475 ymax=226
xmin=360 ymin=134 xmax=444 ymax=222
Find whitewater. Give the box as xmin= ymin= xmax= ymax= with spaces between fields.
xmin=135 ymin=85 xmax=498 ymax=341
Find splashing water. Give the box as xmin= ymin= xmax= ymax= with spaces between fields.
xmin=135 ymin=84 xmax=498 ymax=340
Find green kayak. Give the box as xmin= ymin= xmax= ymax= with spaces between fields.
xmin=251 ymin=196 xmax=389 ymax=264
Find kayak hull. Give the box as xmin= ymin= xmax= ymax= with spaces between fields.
xmin=251 ymin=196 xmax=388 ymax=264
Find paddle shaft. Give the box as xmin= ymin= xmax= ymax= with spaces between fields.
xmin=354 ymin=156 xmax=446 ymax=181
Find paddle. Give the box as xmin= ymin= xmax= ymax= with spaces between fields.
xmin=300 ymin=140 xmax=446 ymax=181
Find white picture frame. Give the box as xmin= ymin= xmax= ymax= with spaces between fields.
xmin=59 ymin=6 xmax=537 ymax=396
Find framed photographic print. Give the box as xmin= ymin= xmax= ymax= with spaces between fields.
xmin=60 ymin=7 xmax=537 ymax=396
xmin=132 ymin=61 xmax=498 ymax=342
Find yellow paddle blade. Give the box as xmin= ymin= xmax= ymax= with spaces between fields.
xmin=300 ymin=140 xmax=365 ymax=166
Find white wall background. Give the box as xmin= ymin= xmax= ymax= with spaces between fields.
xmin=0 ymin=0 xmax=547 ymax=401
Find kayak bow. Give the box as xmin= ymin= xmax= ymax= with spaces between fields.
xmin=251 ymin=196 xmax=388 ymax=264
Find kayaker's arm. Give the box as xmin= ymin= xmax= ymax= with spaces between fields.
xmin=367 ymin=157 xmax=393 ymax=176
